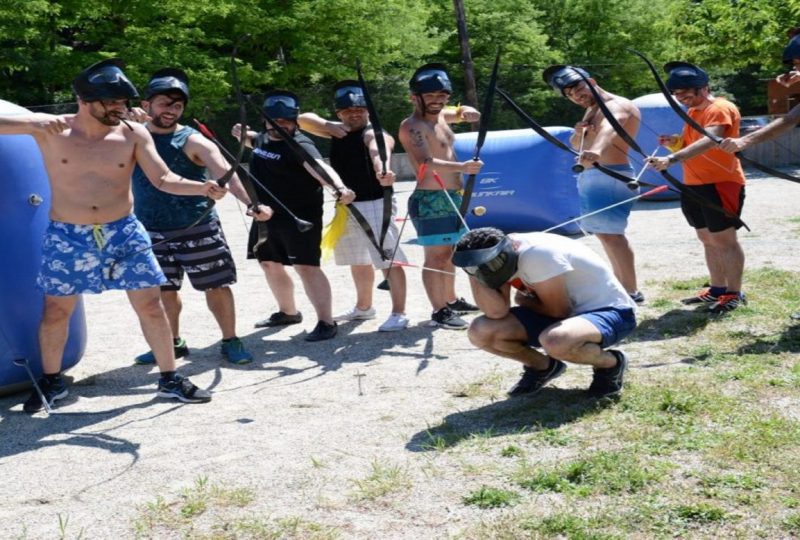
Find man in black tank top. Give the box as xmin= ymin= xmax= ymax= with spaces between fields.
xmin=298 ymin=80 xmax=409 ymax=332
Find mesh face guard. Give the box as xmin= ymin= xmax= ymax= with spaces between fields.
xmin=542 ymin=65 xmax=591 ymax=96
xmin=664 ymin=61 xmax=709 ymax=91
xmin=452 ymin=235 xmax=519 ymax=289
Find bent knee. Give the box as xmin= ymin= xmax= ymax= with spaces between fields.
xmin=539 ymin=327 xmax=577 ymax=358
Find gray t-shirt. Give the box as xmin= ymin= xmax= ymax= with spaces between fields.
xmin=510 ymin=232 xmax=635 ymax=314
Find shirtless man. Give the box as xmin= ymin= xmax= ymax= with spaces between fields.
xmin=0 ymin=59 xmax=225 ymax=412
xmin=542 ymin=65 xmax=644 ymax=303
xmin=398 ymin=63 xmax=483 ymax=329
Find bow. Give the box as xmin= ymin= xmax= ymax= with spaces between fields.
xmin=495 ymin=87 xmax=657 ymax=188
xmin=459 ymin=49 xmax=501 ymax=217
xmin=629 ymin=48 xmax=800 ymax=185
xmin=573 ymin=68 xmax=749 ymax=230
xmin=355 ymin=59 xmax=393 ymax=260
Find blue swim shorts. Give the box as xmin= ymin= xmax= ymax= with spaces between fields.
xmin=37 ymin=214 xmax=167 ymax=296
xmin=408 ymin=189 xmax=467 ymax=246
xmin=577 ymin=165 xmax=636 ymax=234
xmin=510 ymin=305 xmax=637 ymax=349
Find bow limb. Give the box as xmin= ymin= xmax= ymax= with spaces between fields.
xmin=629 ymin=48 xmax=800 ymax=185
xmin=496 ymin=87 xmax=656 ymax=188
xmin=356 ymin=59 xmax=388 ymax=174
xmin=460 ymin=49 xmax=501 ymax=216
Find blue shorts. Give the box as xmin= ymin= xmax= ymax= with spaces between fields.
xmin=577 ymin=165 xmax=636 ymax=234
xmin=408 ymin=189 xmax=467 ymax=246
xmin=510 ymin=305 xmax=637 ymax=349
xmin=37 ymin=215 xmax=167 ymax=296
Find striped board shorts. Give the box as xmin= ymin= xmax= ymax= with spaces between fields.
xmin=148 ymin=219 xmax=237 ymax=291
xmin=335 ymin=197 xmax=407 ymax=269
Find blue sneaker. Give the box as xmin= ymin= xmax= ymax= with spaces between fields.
xmin=156 ymin=374 xmax=211 ymax=403
xmin=221 ymin=337 xmax=253 ymax=365
xmin=134 ymin=337 xmax=189 ymax=365
xmin=23 ymin=376 xmax=68 ymax=413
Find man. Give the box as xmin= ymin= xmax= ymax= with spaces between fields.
xmin=0 ymin=59 xmax=226 ymax=412
xmin=398 ymin=63 xmax=482 ymax=330
xmin=297 ymin=80 xmax=409 ymax=331
xmin=130 ymin=68 xmax=272 ymax=366
xmin=720 ymin=30 xmax=800 ymax=319
xmin=452 ymin=227 xmax=636 ymax=397
xmin=648 ymin=62 xmax=748 ymax=313
xmin=247 ymin=90 xmax=356 ymax=341
xmin=542 ymin=65 xmax=644 ymax=304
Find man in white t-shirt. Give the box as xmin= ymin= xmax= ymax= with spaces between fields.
xmin=452 ymin=227 xmax=637 ymax=397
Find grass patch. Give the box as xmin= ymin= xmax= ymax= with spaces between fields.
xmin=462 ymin=486 xmax=519 ymax=508
xmin=349 ymin=459 xmax=412 ymax=501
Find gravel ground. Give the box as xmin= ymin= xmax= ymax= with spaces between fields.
xmin=0 ymin=171 xmax=798 ymax=539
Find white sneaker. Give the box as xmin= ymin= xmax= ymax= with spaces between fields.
xmin=379 ymin=313 xmax=410 ymax=332
xmin=334 ymin=306 xmax=377 ymax=322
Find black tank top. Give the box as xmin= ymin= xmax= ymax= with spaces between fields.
xmin=329 ymin=128 xmax=384 ymax=202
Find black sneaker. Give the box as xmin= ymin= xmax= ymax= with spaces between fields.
xmin=447 ymin=297 xmax=480 ymax=315
xmin=305 ymin=320 xmax=338 ymax=342
xmin=707 ymin=293 xmax=747 ymax=314
xmin=507 ymin=358 xmax=567 ymax=396
xmin=629 ymin=291 xmax=645 ymax=304
xmin=791 ymin=312 xmax=800 ymax=321
xmin=156 ymin=374 xmax=211 ymax=403
xmin=254 ymin=311 xmax=303 ymax=328
xmin=23 ymin=376 xmax=68 ymax=413
xmin=588 ymin=350 xmax=628 ymax=397
xmin=430 ymin=307 xmax=468 ymax=329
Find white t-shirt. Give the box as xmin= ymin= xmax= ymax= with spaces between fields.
xmin=509 ymin=232 xmax=635 ymax=314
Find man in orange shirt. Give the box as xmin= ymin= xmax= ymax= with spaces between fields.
xmin=648 ymin=61 xmax=747 ymax=313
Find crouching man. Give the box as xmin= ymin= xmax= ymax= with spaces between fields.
xmin=452 ymin=227 xmax=637 ymax=397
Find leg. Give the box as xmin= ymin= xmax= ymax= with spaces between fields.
xmin=39 ymin=295 xmax=80 ymax=374
xmin=594 ymin=233 xmax=638 ymax=294
xmin=350 ymin=264 xmax=375 ymax=310
xmin=261 ymin=261 xmax=298 ymax=315
xmin=706 ymin=227 xmax=744 ymax=292
xmin=422 ymin=244 xmax=456 ymax=310
xmin=468 ymin=314 xmax=550 ymax=369
xmin=382 ymin=266 xmax=407 ymax=314
xmin=538 ymin=317 xmax=617 ymax=369
xmin=205 ymin=286 xmax=236 ymax=339
xmin=127 ymin=287 xmax=176 ymax=372
xmin=160 ymin=290 xmax=182 ymax=339
xmin=294 ymin=265 xmax=333 ymax=324
xmin=695 ymin=228 xmax=727 ymax=288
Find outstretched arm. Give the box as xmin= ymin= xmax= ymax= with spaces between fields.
xmin=297 ymin=112 xmax=347 ymax=138
xmin=720 ymin=105 xmax=800 ymax=153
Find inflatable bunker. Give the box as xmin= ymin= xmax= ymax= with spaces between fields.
xmin=454 ymin=127 xmax=582 ymax=234
xmin=0 ymin=100 xmax=86 ymax=396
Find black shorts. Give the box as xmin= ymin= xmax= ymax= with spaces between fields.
xmin=680 ymin=182 xmax=745 ymax=233
xmin=247 ymin=217 xmax=323 ymax=266
xmin=149 ymin=219 xmax=236 ymax=292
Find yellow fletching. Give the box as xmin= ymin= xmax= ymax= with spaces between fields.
xmin=320 ymin=203 xmax=349 ymax=262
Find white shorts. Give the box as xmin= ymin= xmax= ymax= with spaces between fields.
xmin=334 ymin=197 xmax=408 ymax=269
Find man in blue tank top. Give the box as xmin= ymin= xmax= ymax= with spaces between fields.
xmin=298 ymin=80 xmax=409 ymax=332
xmin=132 ymin=68 xmax=272 ymax=365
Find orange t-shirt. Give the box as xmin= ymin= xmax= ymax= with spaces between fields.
xmin=681 ymin=97 xmax=746 ymax=186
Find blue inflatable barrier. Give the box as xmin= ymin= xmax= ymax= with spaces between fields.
xmin=631 ymin=93 xmax=686 ymax=200
xmin=455 ymin=127 xmax=582 ymax=234
xmin=0 ymin=100 xmax=86 ymax=395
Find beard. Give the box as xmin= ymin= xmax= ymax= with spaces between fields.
xmin=89 ymin=104 xmax=124 ymax=126
xmin=151 ymin=113 xmax=178 ymax=129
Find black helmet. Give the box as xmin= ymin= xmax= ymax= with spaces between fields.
xmin=409 ymin=63 xmax=452 ymax=94
xmin=783 ymin=33 xmax=800 ymax=65
xmin=452 ymin=228 xmax=519 ymax=290
xmin=664 ymin=61 xmax=709 ymax=91
xmin=262 ymin=90 xmax=300 ymax=120
xmin=73 ymin=58 xmax=139 ymax=102
xmin=542 ymin=65 xmax=591 ymax=96
xmin=144 ymin=68 xmax=190 ymax=102
xmin=333 ymin=80 xmax=367 ymax=110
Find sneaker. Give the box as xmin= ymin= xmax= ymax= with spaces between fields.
xmin=135 ymin=337 xmax=189 ymax=365
xmin=681 ymin=287 xmax=720 ymax=305
xmin=430 ymin=307 xmax=468 ymax=330
xmin=791 ymin=312 xmax=800 ymax=321
xmin=507 ymin=358 xmax=567 ymax=396
xmin=23 ymin=376 xmax=68 ymax=413
xmin=334 ymin=306 xmax=376 ymax=322
xmin=156 ymin=374 xmax=211 ymax=403
xmin=221 ymin=337 xmax=253 ymax=365
xmin=629 ymin=291 xmax=645 ymax=304
xmin=588 ymin=350 xmax=628 ymax=397
xmin=305 ymin=320 xmax=338 ymax=341
xmin=447 ymin=297 xmax=480 ymax=315
xmin=254 ymin=311 xmax=302 ymax=328
xmin=708 ymin=292 xmax=747 ymax=314
xmin=379 ymin=313 xmax=410 ymax=332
